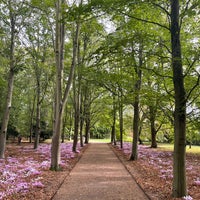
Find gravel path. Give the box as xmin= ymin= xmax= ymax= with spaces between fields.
xmin=53 ymin=143 xmax=149 ymax=200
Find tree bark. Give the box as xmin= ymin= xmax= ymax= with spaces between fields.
xmin=84 ymin=112 xmax=90 ymax=144
xmin=171 ymin=0 xmax=187 ymax=197
xmin=149 ymin=105 xmax=157 ymax=148
xmin=51 ymin=0 xmax=80 ymax=170
xmin=51 ymin=0 xmax=62 ymax=171
xmin=72 ymin=78 xmax=80 ymax=152
xmin=34 ymin=76 xmax=41 ymax=149
xmin=130 ymin=92 xmax=140 ymax=160
xmin=29 ymin=94 xmax=36 ymax=143
xmin=83 ymin=85 xmax=90 ymax=144
xmin=119 ymin=98 xmax=123 ymax=149
xmin=79 ymin=99 xmax=84 ymax=147
xmin=111 ymin=95 xmax=116 ymax=145
xmin=130 ymin=44 xmax=142 ymax=161
xmin=0 ymin=5 xmax=16 ymax=159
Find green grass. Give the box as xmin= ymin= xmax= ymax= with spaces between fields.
xmin=89 ymin=138 xmax=111 ymax=143
xmin=158 ymin=143 xmax=200 ymax=154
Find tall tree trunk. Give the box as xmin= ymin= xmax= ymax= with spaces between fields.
xmin=130 ymin=44 xmax=142 ymax=161
xmin=72 ymin=78 xmax=80 ymax=152
xmin=149 ymin=105 xmax=157 ymax=148
xmin=79 ymin=98 xmax=84 ymax=147
xmin=171 ymin=0 xmax=187 ymax=197
xmin=84 ymin=85 xmax=90 ymax=144
xmin=61 ymin=111 xmax=67 ymax=143
xmin=29 ymin=93 xmax=36 ymax=143
xmin=119 ymin=99 xmax=123 ymax=149
xmin=51 ymin=0 xmax=80 ymax=170
xmin=0 ymin=7 xmax=16 ymax=159
xmin=111 ymin=95 xmax=116 ymax=145
xmin=73 ymin=34 xmax=82 ymax=151
xmin=34 ymin=79 xmax=41 ymax=149
xmin=51 ymin=0 xmax=63 ymax=171
xmin=85 ymin=119 xmax=90 ymax=144
xmin=130 ymin=92 xmax=140 ymax=160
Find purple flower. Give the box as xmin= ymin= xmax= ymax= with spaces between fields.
xmin=183 ymin=195 xmax=193 ymax=200
xmin=32 ymin=181 xmax=44 ymax=188
xmin=194 ymin=180 xmax=200 ymax=186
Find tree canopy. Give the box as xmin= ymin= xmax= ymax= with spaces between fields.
xmin=0 ymin=0 xmax=199 ymax=198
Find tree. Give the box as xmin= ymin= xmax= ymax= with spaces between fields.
xmin=130 ymin=43 xmax=143 ymax=160
xmin=51 ymin=0 xmax=80 ymax=170
xmin=171 ymin=0 xmax=186 ymax=197
xmin=0 ymin=0 xmax=27 ymax=158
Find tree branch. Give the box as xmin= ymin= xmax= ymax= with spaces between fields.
xmin=120 ymin=10 xmax=170 ymax=31
xmin=186 ymin=71 xmax=200 ymax=101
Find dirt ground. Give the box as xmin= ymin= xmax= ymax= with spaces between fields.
xmin=111 ymin=144 xmax=200 ymax=200
xmin=1 ymin=142 xmax=200 ymax=200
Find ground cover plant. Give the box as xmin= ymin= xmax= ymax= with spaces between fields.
xmin=114 ymin=143 xmax=200 ymax=200
xmin=0 ymin=141 xmax=199 ymax=200
xmin=0 ymin=142 xmax=83 ymax=200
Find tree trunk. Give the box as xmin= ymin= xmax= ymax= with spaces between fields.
xmin=61 ymin=107 xmax=67 ymax=143
xmin=111 ymin=95 xmax=116 ymax=145
xmin=130 ymin=94 xmax=140 ymax=160
xmin=29 ymin=94 xmax=36 ymax=143
xmin=119 ymin=100 xmax=123 ymax=149
xmin=51 ymin=0 xmax=80 ymax=170
xmin=72 ymin=79 xmax=80 ymax=152
xmin=79 ymin=100 xmax=84 ymax=147
xmin=34 ymin=79 xmax=41 ymax=149
xmin=171 ymin=0 xmax=187 ymax=197
xmin=0 ymin=7 xmax=16 ymax=159
xmin=51 ymin=0 xmax=63 ymax=171
xmin=84 ymin=114 xmax=90 ymax=144
xmin=84 ymin=85 xmax=90 ymax=144
xmin=130 ymin=44 xmax=142 ymax=161
xmin=149 ymin=106 xmax=157 ymax=148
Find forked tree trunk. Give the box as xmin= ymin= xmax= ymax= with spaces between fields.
xmin=171 ymin=0 xmax=187 ymax=197
xmin=51 ymin=0 xmax=80 ymax=170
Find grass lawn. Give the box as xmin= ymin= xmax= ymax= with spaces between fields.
xmin=157 ymin=143 xmax=200 ymax=154
xmin=89 ymin=138 xmax=111 ymax=143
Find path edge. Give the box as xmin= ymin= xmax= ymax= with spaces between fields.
xmin=50 ymin=144 xmax=90 ymax=200
xmin=108 ymin=143 xmax=152 ymax=200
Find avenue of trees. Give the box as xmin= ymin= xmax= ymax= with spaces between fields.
xmin=0 ymin=0 xmax=199 ymax=198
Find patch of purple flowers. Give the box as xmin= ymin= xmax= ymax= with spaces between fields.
xmin=0 ymin=142 xmax=81 ymax=199
xmin=117 ymin=142 xmax=199 ymax=199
